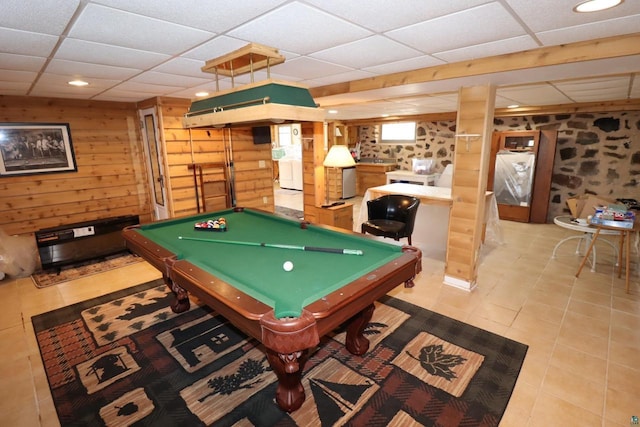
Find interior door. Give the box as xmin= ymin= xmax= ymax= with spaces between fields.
xmin=139 ymin=107 xmax=168 ymax=220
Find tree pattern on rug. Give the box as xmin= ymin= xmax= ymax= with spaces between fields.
xmin=198 ymin=357 xmax=270 ymax=403
xmin=406 ymin=344 xmax=468 ymax=381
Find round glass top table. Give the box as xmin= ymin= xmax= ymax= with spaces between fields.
xmin=552 ymin=215 xmax=619 ymax=272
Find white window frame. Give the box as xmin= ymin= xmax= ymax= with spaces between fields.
xmin=380 ymin=122 xmax=416 ymax=144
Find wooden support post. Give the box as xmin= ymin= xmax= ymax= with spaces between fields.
xmin=444 ymin=85 xmax=495 ymax=291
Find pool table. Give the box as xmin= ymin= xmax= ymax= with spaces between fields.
xmin=122 ymin=207 xmax=422 ymax=412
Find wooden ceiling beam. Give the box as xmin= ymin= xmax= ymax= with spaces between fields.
xmin=341 ymin=98 xmax=640 ymax=125
xmin=310 ymin=33 xmax=640 ymax=99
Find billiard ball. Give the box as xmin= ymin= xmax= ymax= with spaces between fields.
xmin=283 ymin=261 xmax=294 ymax=272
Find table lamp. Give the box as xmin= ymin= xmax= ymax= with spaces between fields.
xmin=322 ymin=144 xmax=356 ymax=207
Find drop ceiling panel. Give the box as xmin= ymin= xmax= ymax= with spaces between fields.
xmin=45 ymin=60 xmax=140 ymax=81
xmin=0 ymin=0 xmax=80 ymax=34
xmin=0 ymin=28 xmax=58 ymax=57
xmin=396 ymin=94 xmax=458 ymax=110
xmin=554 ymin=76 xmax=632 ymax=102
xmin=0 ymin=82 xmax=32 ymax=95
xmin=386 ymin=2 xmax=529 ymax=54
xmin=301 ymin=70 xmax=376 ymax=87
xmin=362 ymin=55 xmax=445 ymax=75
xmin=0 ymin=70 xmax=38 ymax=83
xmin=497 ymin=84 xmax=572 ymax=106
xmin=68 ymin=4 xmax=215 ymax=54
xmin=111 ymin=81 xmax=183 ymax=95
xmin=271 ymin=57 xmax=354 ymax=81
xmin=153 ymin=57 xmax=218 ymax=78
xmin=56 ymin=39 xmax=170 ymax=69
xmin=92 ymin=0 xmax=288 ymax=32
xmin=310 ymin=35 xmax=422 ymax=69
xmin=536 ymin=14 xmax=640 ymax=46
xmin=130 ymin=71 xmax=210 ymax=87
xmin=181 ymin=36 xmax=251 ymax=62
xmin=505 ymin=0 xmax=640 ymax=33
xmin=30 ymin=74 xmax=122 ymax=97
xmin=0 ymin=54 xmax=47 ymax=72
xmin=92 ymin=88 xmax=162 ymax=102
xmin=434 ymin=35 xmax=539 ymax=63
xmin=228 ymin=2 xmax=372 ymax=55
xmin=305 ymin=0 xmax=490 ymax=32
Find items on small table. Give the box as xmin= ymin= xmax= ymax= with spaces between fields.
xmin=552 ymin=216 xmax=619 ymax=272
xmin=575 ymin=217 xmax=639 ymax=294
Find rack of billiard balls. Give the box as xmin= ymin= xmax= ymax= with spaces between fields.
xmin=194 ymin=217 xmax=227 ymax=231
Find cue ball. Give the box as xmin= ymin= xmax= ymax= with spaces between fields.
xmin=283 ymin=261 xmax=294 ymax=272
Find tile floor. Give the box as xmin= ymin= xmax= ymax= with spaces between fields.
xmin=0 ymin=186 xmax=638 ymax=426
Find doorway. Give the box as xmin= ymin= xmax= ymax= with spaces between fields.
xmin=138 ymin=107 xmax=169 ymax=220
xmin=273 ymin=123 xmax=303 ymax=212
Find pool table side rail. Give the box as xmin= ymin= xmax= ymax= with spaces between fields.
xmin=122 ymin=225 xmax=178 ymax=278
xmin=170 ymin=259 xmax=274 ymax=343
xmin=309 ymin=246 xmax=422 ymax=338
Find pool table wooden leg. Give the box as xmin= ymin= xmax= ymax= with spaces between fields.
xmin=345 ymin=303 xmax=375 ymax=355
xmin=265 ymin=348 xmax=310 ymax=413
xmin=165 ymin=275 xmax=190 ymax=313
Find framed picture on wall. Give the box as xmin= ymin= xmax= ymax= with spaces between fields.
xmin=0 ymin=123 xmax=77 ymax=177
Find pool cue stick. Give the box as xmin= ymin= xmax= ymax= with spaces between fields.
xmin=178 ymin=236 xmax=363 ymax=255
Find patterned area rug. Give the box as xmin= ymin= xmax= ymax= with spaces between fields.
xmin=31 ymin=252 xmax=143 ymax=288
xmin=32 ymin=280 xmax=527 ymax=426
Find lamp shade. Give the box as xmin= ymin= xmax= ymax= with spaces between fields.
xmin=323 ymin=145 xmax=355 ymax=168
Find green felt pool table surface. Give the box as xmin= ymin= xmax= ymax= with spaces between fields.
xmin=131 ymin=207 xmax=406 ymax=318
xmin=124 ymin=207 xmax=422 ymax=412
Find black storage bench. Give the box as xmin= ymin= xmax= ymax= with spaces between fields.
xmin=36 ymin=215 xmax=139 ymax=271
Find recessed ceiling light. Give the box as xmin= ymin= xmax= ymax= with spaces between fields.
xmin=507 ymin=104 xmax=520 ymax=109
xmin=195 ymin=92 xmax=209 ymax=97
xmin=328 ymin=109 xmax=338 ymax=114
xmin=573 ymin=0 xmax=623 ymax=13
xmin=381 ymin=114 xmax=390 ymax=118
xmin=68 ymin=80 xmax=88 ymax=87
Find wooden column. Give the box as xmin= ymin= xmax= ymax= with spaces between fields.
xmin=444 ymin=85 xmax=495 ymax=291
xmin=301 ymin=121 xmax=327 ymax=223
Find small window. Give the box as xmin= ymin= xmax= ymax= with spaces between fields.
xmin=380 ymin=122 xmax=416 ymax=144
xmin=277 ymin=125 xmax=292 ymax=146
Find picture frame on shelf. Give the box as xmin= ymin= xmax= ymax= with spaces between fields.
xmin=0 ymin=123 xmax=77 ymax=177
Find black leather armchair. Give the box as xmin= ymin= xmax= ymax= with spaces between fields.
xmin=361 ymin=194 xmax=420 ymax=245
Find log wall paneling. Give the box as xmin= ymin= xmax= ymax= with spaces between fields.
xmin=150 ymin=97 xmax=274 ymax=217
xmin=153 ymin=98 xmax=194 ymax=218
xmin=0 ymin=95 xmax=151 ymax=236
xmin=445 ymin=85 xmax=496 ymax=291
xmin=225 ymin=128 xmax=274 ymax=211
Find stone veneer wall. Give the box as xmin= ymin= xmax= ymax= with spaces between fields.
xmin=358 ymin=111 xmax=640 ymax=221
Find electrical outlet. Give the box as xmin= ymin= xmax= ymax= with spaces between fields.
xmin=263 ymin=196 xmax=268 ymax=204
xmin=258 ymin=160 xmax=266 ymax=168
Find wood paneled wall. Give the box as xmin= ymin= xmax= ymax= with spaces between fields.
xmin=151 ymin=97 xmax=274 ymax=218
xmin=0 ymin=95 xmax=150 ymax=236
xmin=0 ymin=95 xmax=276 ymax=237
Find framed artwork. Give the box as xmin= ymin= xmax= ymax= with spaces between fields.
xmin=0 ymin=123 xmax=77 ymax=177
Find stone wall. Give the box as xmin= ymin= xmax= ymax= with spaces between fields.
xmin=358 ymin=111 xmax=640 ymax=221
